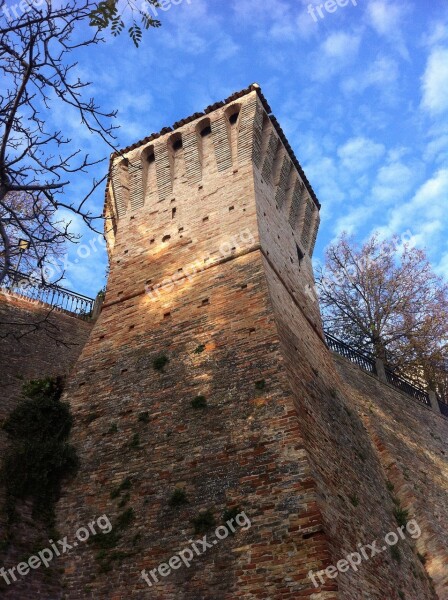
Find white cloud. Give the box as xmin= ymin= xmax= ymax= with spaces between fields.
xmin=366 ymin=0 xmax=404 ymax=35
xmin=337 ymin=137 xmax=385 ymax=172
xmin=424 ymin=134 xmax=448 ymax=165
xmin=333 ymin=203 xmax=376 ymax=237
xmin=311 ymin=31 xmax=362 ymax=81
xmin=341 ymin=56 xmax=399 ymax=95
xmin=365 ymin=0 xmax=410 ymax=59
xmin=375 ymin=169 xmax=448 ymax=247
xmin=421 ymin=47 xmax=448 ymax=115
xmin=371 ymin=161 xmax=421 ymax=203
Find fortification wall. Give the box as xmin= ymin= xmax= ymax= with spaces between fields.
xmin=41 ymin=86 xmax=448 ymax=599
xmin=262 ymin=257 xmax=440 ymax=599
xmin=333 ymin=354 xmax=448 ymax=599
xmin=0 ymin=292 xmax=93 ymax=416
xmin=0 ymin=292 xmax=93 ymax=599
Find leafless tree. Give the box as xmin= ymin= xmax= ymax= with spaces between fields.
xmin=0 ymin=1 xmax=118 ymax=286
xmin=0 ymin=0 xmax=163 ymax=286
xmin=317 ymin=233 xmax=448 ymax=393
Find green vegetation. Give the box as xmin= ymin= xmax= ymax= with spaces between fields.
xmin=153 ymin=354 xmax=169 ymax=371
xmin=129 ymin=433 xmax=140 ymax=449
xmin=116 ymin=508 xmax=135 ymax=529
xmin=138 ymin=411 xmax=149 ymax=423
xmin=349 ymin=494 xmax=359 ymax=507
xmin=191 ymin=395 xmax=207 ymax=409
xmin=254 ymin=379 xmax=266 ymax=391
xmin=222 ymin=506 xmax=241 ymax=530
xmin=193 ymin=344 xmax=206 ymax=354
xmin=390 ymin=545 xmax=401 ymax=562
xmin=111 ymin=477 xmax=132 ymax=499
xmin=191 ymin=510 xmax=216 ymax=534
xmin=1 ymin=377 xmax=78 ymax=526
xmin=169 ymin=488 xmax=189 ymax=507
xmin=391 ymin=497 xmax=409 ymax=527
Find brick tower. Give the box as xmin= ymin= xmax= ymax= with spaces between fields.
xmin=56 ymin=85 xmax=440 ymax=600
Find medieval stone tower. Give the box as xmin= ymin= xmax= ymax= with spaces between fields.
xmin=56 ymin=85 xmax=447 ymax=600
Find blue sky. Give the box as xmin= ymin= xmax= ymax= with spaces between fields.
xmin=49 ymin=0 xmax=448 ymax=298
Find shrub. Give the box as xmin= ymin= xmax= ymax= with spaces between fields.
xmin=193 ymin=344 xmax=206 ymax=354
xmin=111 ymin=477 xmax=132 ymax=500
xmin=1 ymin=377 xmax=78 ymax=525
xmin=390 ymin=545 xmax=401 ymax=562
xmin=118 ymin=492 xmax=130 ymax=508
xmin=153 ymin=355 xmax=169 ymax=371
xmin=116 ymin=508 xmax=135 ymax=529
xmin=168 ymin=488 xmax=188 ymax=507
xmin=393 ymin=505 xmax=409 ymax=528
xmin=191 ymin=510 xmax=215 ymax=534
xmin=254 ymin=379 xmax=266 ymax=391
xmin=349 ymin=494 xmax=359 ymax=507
xmin=129 ymin=433 xmax=140 ymax=449
xmin=191 ymin=395 xmax=207 ymax=409
xmin=222 ymin=506 xmax=241 ymax=524
xmin=138 ymin=412 xmax=149 ymax=423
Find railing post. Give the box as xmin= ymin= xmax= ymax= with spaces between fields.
xmin=92 ymin=293 xmax=104 ymax=321
xmin=428 ymin=391 xmax=442 ymax=415
xmin=375 ymin=358 xmax=387 ymax=383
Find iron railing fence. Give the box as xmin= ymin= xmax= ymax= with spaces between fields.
xmin=437 ymin=397 xmax=448 ymax=418
xmin=383 ymin=367 xmax=431 ymax=407
xmin=324 ymin=332 xmax=377 ymax=374
xmin=0 ymin=268 xmax=94 ymax=320
xmin=324 ymin=331 xmax=433 ymax=408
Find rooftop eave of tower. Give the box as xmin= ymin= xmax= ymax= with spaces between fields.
xmin=102 ymin=83 xmax=321 ymax=217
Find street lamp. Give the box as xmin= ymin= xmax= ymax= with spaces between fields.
xmin=12 ymin=238 xmax=30 ymax=285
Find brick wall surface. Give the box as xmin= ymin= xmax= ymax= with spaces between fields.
xmin=333 ymin=354 xmax=448 ymax=600
xmin=0 ymin=293 xmax=93 ymax=599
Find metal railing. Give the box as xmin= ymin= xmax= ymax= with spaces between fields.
xmin=438 ymin=397 xmax=448 ymax=418
xmin=384 ymin=367 xmax=431 ymax=407
xmin=324 ymin=331 xmax=433 ymax=408
xmin=324 ymin=332 xmax=377 ymax=374
xmin=0 ymin=268 xmax=95 ymax=320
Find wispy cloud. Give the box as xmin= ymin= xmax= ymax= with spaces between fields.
xmin=337 ymin=137 xmax=385 ymax=172
xmin=421 ymin=46 xmax=448 ymax=115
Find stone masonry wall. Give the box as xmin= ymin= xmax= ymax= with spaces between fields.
xmin=0 ymin=292 xmax=93 ymax=416
xmin=57 ymin=252 xmax=334 ymax=599
xmin=253 ymin=140 xmax=443 ymax=600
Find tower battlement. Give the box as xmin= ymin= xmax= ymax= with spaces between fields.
xmin=102 ymin=86 xmax=322 ymax=331
xmin=104 ymin=85 xmax=320 ymax=259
